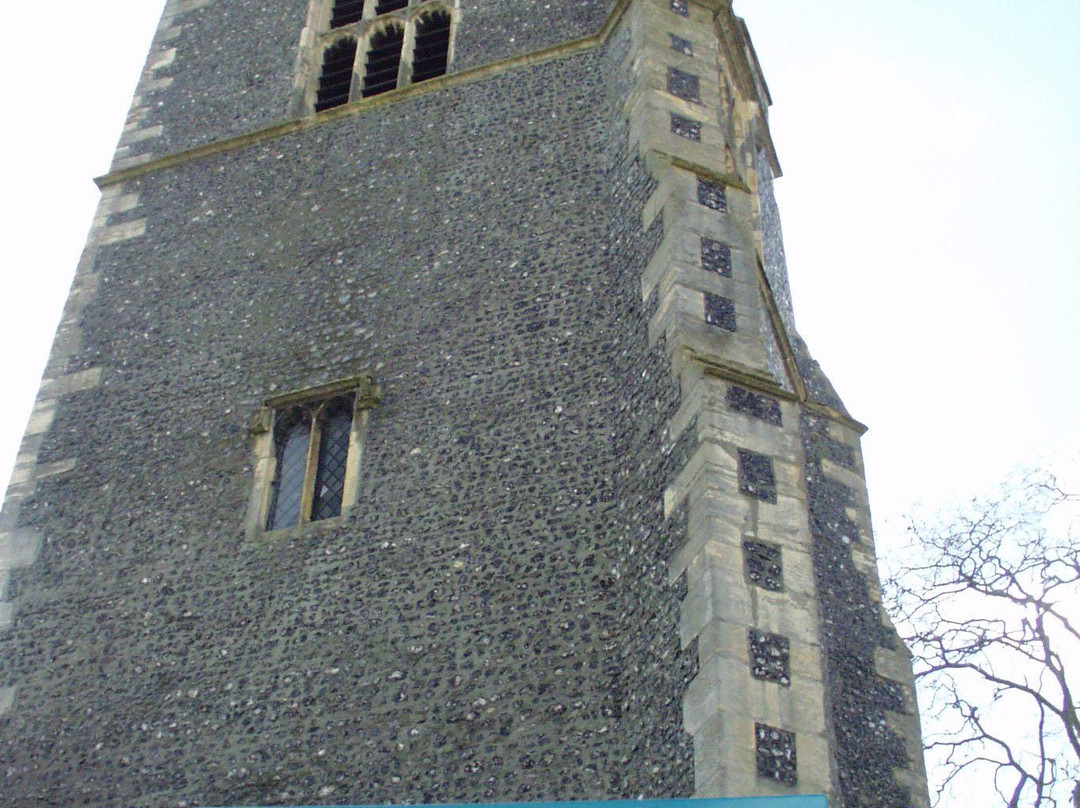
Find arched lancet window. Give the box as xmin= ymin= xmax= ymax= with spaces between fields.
xmin=374 ymin=0 xmax=407 ymax=15
xmin=362 ymin=26 xmax=404 ymax=97
xmin=330 ymin=0 xmax=365 ymax=28
xmin=412 ymin=11 xmax=451 ymax=84
xmin=306 ymin=1 xmax=455 ymax=114
xmin=315 ymin=38 xmax=358 ymax=111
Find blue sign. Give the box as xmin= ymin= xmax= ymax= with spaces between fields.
xmin=212 ymin=797 xmax=829 ymax=808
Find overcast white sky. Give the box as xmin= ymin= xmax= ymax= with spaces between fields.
xmin=746 ymin=0 xmax=1080 ymax=538
xmin=0 ymin=1 xmax=1077 ymax=544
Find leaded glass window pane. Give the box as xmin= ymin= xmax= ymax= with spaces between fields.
xmin=268 ymin=419 xmax=311 ymax=530
xmin=311 ymin=405 xmax=352 ymax=521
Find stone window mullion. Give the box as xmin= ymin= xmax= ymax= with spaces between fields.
xmin=348 ymin=43 xmax=363 ymax=104
xmin=400 ymin=20 xmax=417 ymax=88
xmin=298 ymin=406 xmax=325 ymax=524
xmin=340 ymin=401 xmax=369 ymax=510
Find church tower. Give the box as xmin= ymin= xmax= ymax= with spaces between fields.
xmin=0 ymin=1 xmax=929 ymax=806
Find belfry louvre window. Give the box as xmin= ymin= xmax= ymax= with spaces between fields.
xmin=362 ymin=26 xmax=405 ymax=97
xmin=248 ymin=377 xmax=377 ymax=537
xmin=315 ymin=39 xmax=358 ymax=111
xmin=306 ymin=0 xmax=455 ymax=112
xmin=412 ymin=11 xmax=451 ymax=83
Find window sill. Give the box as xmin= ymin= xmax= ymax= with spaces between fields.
xmin=246 ymin=508 xmax=355 ymax=542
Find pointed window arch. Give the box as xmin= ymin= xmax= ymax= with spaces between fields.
xmin=412 ymin=10 xmax=451 ymax=83
xmin=314 ymin=38 xmax=358 ymax=111
xmin=362 ymin=25 xmax=405 ymax=97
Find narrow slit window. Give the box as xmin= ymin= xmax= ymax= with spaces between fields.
xmin=362 ymin=26 xmax=405 ymax=96
xmin=315 ymin=39 xmax=358 ymax=111
xmin=412 ymin=11 xmax=451 ymax=83
xmin=330 ymin=0 xmax=365 ymax=28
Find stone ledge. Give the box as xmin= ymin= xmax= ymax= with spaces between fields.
xmin=112 ymin=153 xmax=157 ymax=172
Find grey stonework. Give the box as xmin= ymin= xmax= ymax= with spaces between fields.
xmin=0 ymin=1 xmax=929 ymax=806
xmin=755 ymin=724 xmax=798 ymax=786
xmin=1 ymin=38 xmax=696 ymax=808
xmin=669 ymin=34 xmax=693 ymax=56
xmin=737 ymin=448 xmax=776 ymax=503
xmin=114 ymin=0 xmax=620 ymax=165
xmin=667 ymin=67 xmax=701 ymax=103
xmin=670 ymin=113 xmax=701 ymax=141
xmin=725 ymin=385 xmax=782 ymax=426
xmin=700 ymin=237 xmax=732 ymax=277
xmin=704 ymin=294 xmax=736 ymax=332
xmin=743 ymin=540 xmax=783 ymax=592
xmin=747 ymin=629 xmax=790 ymax=686
xmin=800 ymin=412 xmax=916 ymax=807
xmin=695 ymin=177 xmax=726 ymax=212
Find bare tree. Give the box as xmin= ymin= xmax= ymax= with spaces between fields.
xmin=884 ymin=472 xmax=1079 ymax=807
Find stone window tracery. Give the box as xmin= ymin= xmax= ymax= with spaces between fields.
xmin=305 ymin=0 xmax=456 ymax=113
